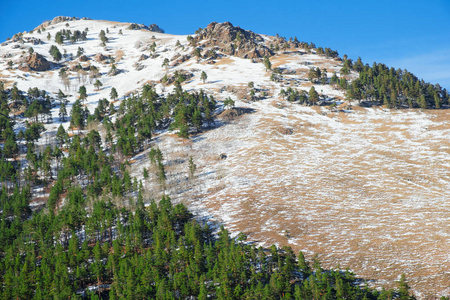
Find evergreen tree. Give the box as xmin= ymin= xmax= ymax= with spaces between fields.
xmin=263 ymin=56 xmax=272 ymax=71
xmin=94 ymin=79 xmax=103 ymax=91
xmin=188 ymin=156 xmax=196 ymax=180
xmin=110 ymin=87 xmax=118 ymax=101
xmin=78 ymin=85 xmax=87 ymax=104
xmin=308 ymin=86 xmax=319 ymax=105
xmin=59 ymin=102 xmax=67 ymax=122
xmin=200 ymin=71 xmax=208 ymax=83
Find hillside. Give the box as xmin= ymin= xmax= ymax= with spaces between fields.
xmin=0 ymin=16 xmax=449 ymax=299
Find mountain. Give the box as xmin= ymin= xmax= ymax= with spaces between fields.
xmin=0 ymin=16 xmax=449 ymax=299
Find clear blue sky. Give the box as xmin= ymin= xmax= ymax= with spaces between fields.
xmin=1 ymin=0 xmax=450 ymax=89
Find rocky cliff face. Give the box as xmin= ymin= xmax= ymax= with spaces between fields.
xmin=193 ymin=22 xmax=273 ymax=59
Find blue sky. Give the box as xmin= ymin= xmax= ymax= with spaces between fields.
xmin=1 ymin=0 xmax=450 ymax=89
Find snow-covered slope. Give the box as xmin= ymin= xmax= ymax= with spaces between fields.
xmin=1 ymin=17 xmax=449 ymax=298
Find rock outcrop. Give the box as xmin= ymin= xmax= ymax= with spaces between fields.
xmin=19 ymin=53 xmax=50 ymax=71
xmin=33 ymin=16 xmax=91 ymax=31
xmin=94 ymin=53 xmax=107 ymax=62
xmin=127 ymin=23 xmax=165 ymax=33
xmin=138 ymin=54 xmax=149 ymax=61
xmin=79 ymin=55 xmax=89 ymax=62
xmin=193 ymin=22 xmax=273 ymax=59
xmin=148 ymin=24 xmax=164 ymax=33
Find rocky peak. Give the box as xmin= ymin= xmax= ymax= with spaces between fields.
xmin=200 ymin=22 xmax=263 ymax=44
xmin=193 ymin=22 xmax=273 ymax=59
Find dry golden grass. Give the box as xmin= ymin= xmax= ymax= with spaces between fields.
xmin=115 ymin=50 xmax=125 ymax=61
xmin=271 ymin=55 xmax=293 ymax=69
xmin=214 ymin=57 xmax=234 ymax=66
xmin=101 ymin=20 xmax=123 ymax=26
xmin=179 ymin=107 xmax=449 ymax=297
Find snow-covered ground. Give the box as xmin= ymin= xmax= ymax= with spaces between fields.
xmin=1 ymin=17 xmax=449 ymax=298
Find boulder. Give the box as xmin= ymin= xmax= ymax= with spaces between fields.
xmin=21 ymin=53 xmax=50 ymax=71
xmin=138 ymin=54 xmax=149 ymax=61
xmin=79 ymin=55 xmax=89 ymax=62
xmin=94 ymin=53 xmax=107 ymax=62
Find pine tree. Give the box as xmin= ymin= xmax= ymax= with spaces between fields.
xmin=162 ymin=58 xmax=169 ymax=69
xmin=308 ymin=86 xmax=319 ymax=105
xmin=110 ymin=87 xmax=118 ymax=101
xmin=263 ymin=56 xmax=272 ymax=71
xmin=99 ymin=30 xmax=108 ymax=45
xmin=94 ymin=79 xmax=103 ymax=91
xmin=78 ymin=85 xmax=87 ymax=104
xmin=59 ymin=102 xmax=67 ymax=122
xmin=200 ymin=71 xmax=208 ymax=83
xmin=188 ymin=156 xmax=196 ymax=180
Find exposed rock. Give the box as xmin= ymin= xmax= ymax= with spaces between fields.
xmin=148 ymin=24 xmax=164 ymax=33
xmin=23 ymin=37 xmax=43 ymax=45
xmin=50 ymin=16 xmax=76 ymax=25
xmin=138 ymin=54 xmax=149 ymax=61
xmin=33 ymin=16 xmax=87 ymax=31
xmin=133 ymin=62 xmax=145 ymax=71
xmin=18 ymin=64 xmax=30 ymax=72
xmin=126 ymin=23 xmax=164 ymax=33
xmin=20 ymin=53 xmax=50 ymax=71
xmin=193 ymin=22 xmax=273 ymax=59
xmin=94 ymin=53 xmax=107 ymax=62
xmin=171 ymin=53 xmax=181 ymax=61
xmin=128 ymin=23 xmax=145 ymax=30
xmin=160 ymin=70 xmax=194 ymax=85
xmin=79 ymin=55 xmax=89 ymax=62
xmin=171 ymin=54 xmax=191 ymax=67
xmin=108 ymin=67 xmax=121 ymax=76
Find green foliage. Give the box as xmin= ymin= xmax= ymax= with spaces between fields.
xmin=344 ymin=60 xmax=448 ymax=108
xmin=2 ymin=186 xmax=414 ymax=299
xmin=200 ymin=70 xmax=207 ymax=83
xmin=162 ymin=58 xmax=169 ymax=69
xmin=99 ymin=30 xmax=108 ymax=45
xmin=110 ymin=87 xmax=118 ymax=101
xmin=223 ymin=97 xmax=235 ymax=109
xmin=78 ymin=85 xmax=87 ymax=102
xmin=308 ymin=86 xmax=319 ymax=104
xmin=94 ymin=79 xmax=103 ymax=91
xmin=188 ymin=156 xmax=196 ymax=180
xmin=263 ymin=56 xmax=272 ymax=71
xmin=49 ymin=45 xmax=62 ymax=61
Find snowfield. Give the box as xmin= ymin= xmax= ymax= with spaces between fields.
xmin=1 ymin=17 xmax=449 ymax=298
